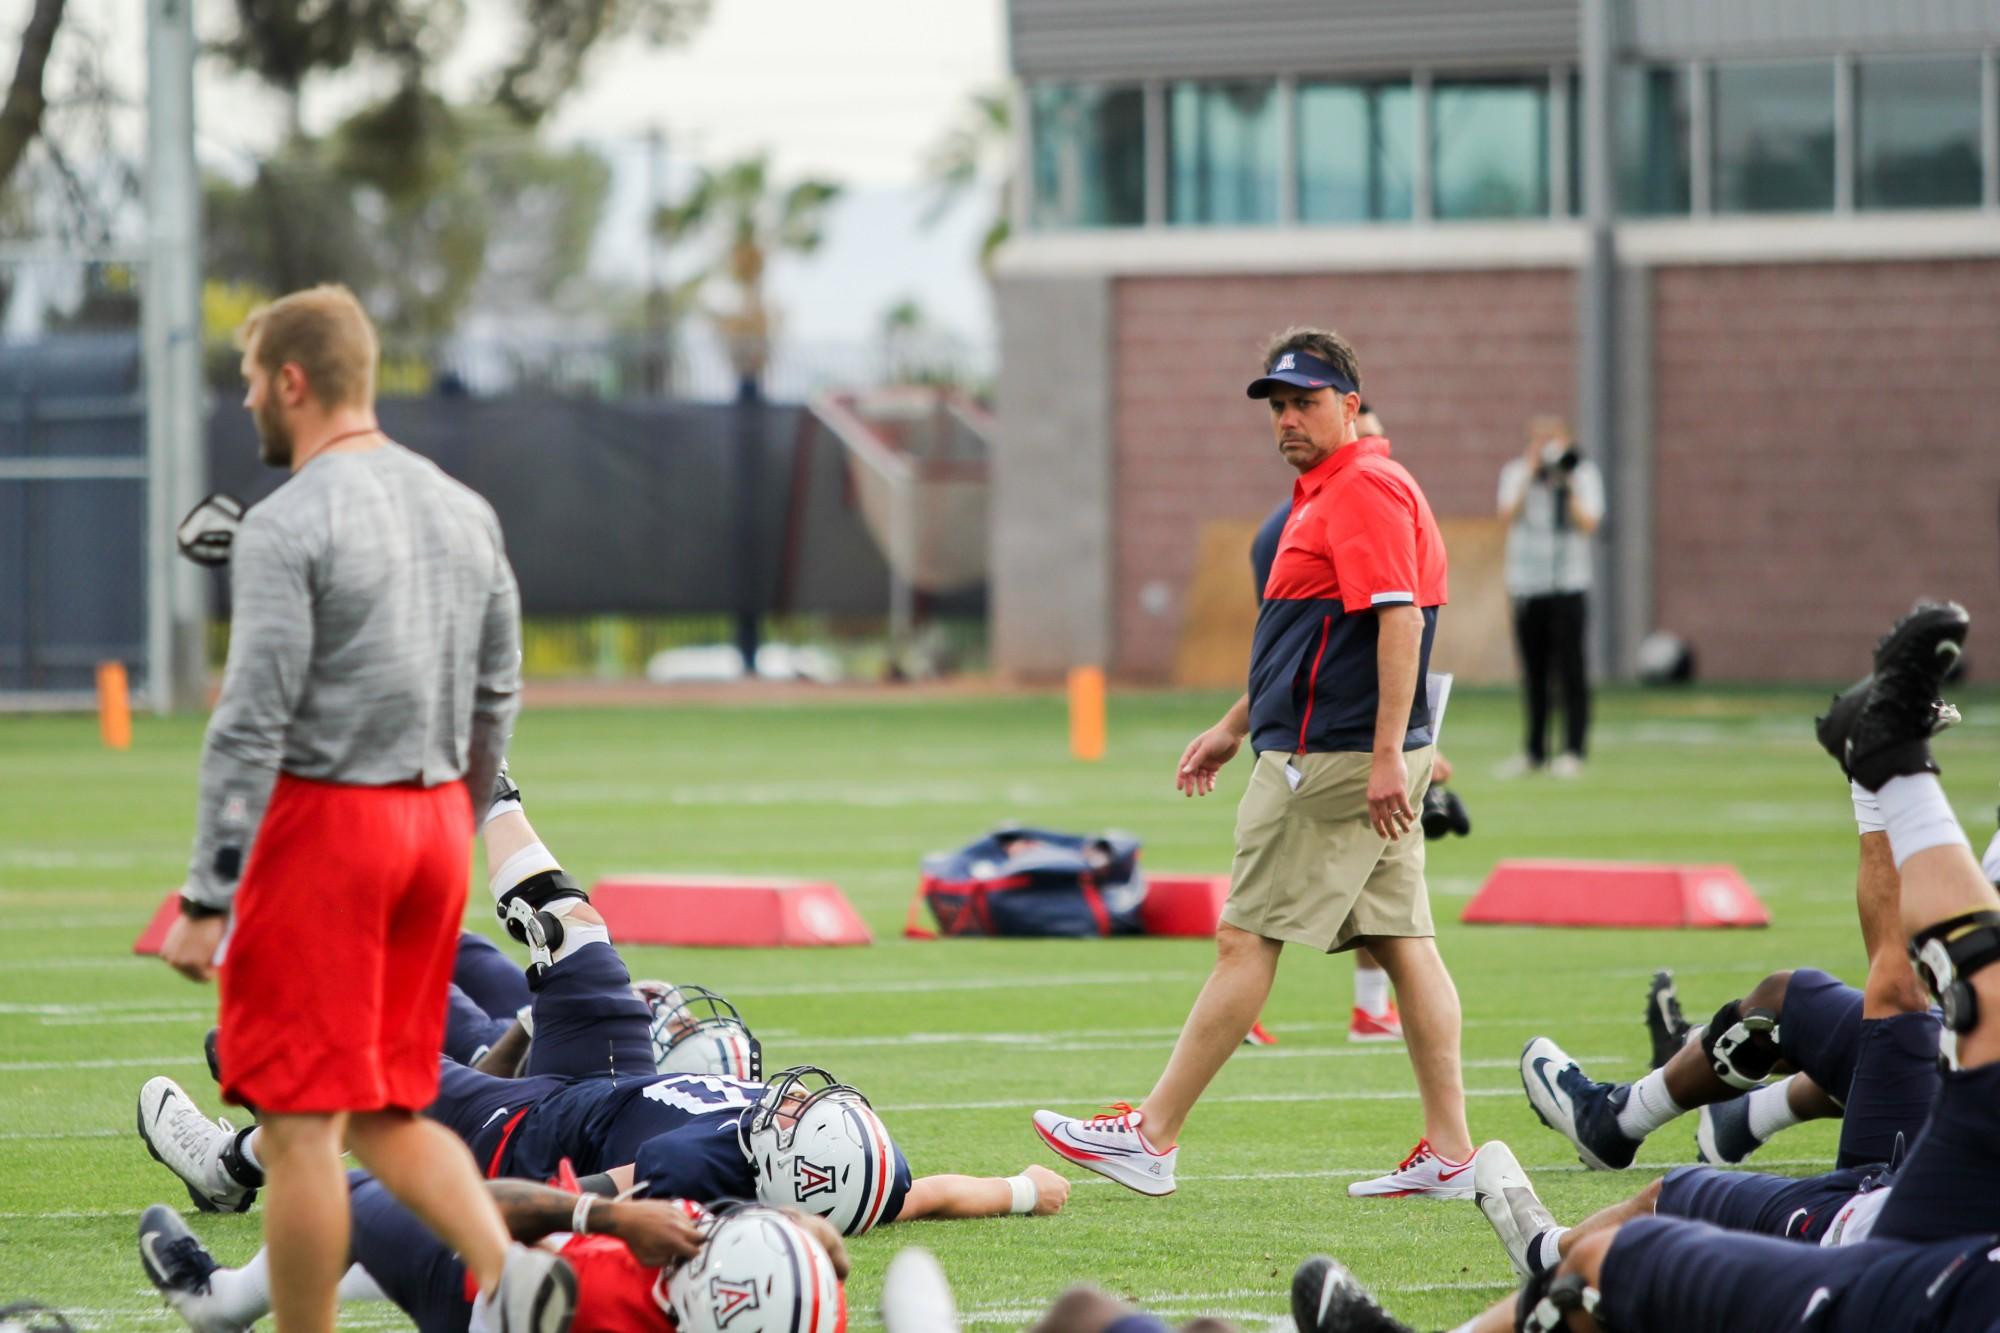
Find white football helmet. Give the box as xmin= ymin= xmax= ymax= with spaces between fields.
xmin=738 ymin=1066 xmax=904 ymax=1236
xmin=636 ymin=981 xmax=763 ymax=1080
xmin=664 ymin=1204 xmax=844 ymax=1333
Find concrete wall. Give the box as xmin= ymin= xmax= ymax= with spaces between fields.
xmin=991 ymin=276 xmax=1117 ymax=676
xmin=1649 ymin=257 xmax=2000 ymax=680
xmin=1108 ymin=270 xmax=1576 ymax=679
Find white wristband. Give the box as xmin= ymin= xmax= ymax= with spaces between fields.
xmin=1006 ymin=1173 xmax=1037 ymax=1215
xmin=572 ymin=1192 xmax=597 ymax=1235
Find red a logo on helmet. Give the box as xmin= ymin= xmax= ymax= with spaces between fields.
xmin=710 ymin=1275 xmax=762 ymax=1326
xmin=793 ymin=1156 xmax=837 ymax=1200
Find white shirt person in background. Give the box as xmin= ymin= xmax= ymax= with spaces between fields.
xmin=1496 ymin=415 xmax=1604 ymax=778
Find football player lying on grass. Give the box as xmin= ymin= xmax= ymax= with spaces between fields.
xmin=143 ymin=783 xmax=1070 ymax=1233
xmin=139 ymin=1171 xmax=849 ymax=1333
xmin=877 ymin=1247 xmax=1243 ymax=1333
xmin=1522 ymin=720 xmax=1954 ymax=1172
xmin=1287 ymin=602 xmax=2000 ymax=1333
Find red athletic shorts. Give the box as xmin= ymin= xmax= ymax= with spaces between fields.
xmin=217 ymin=773 xmax=472 ymax=1114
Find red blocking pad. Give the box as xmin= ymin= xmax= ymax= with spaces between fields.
xmin=1461 ymin=860 xmax=1769 ymax=929
xmin=132 ymin=890 xmax=182 ymax=954
xmin=593 ymin=876 xmax=874 ymax=948
xmin=1141 ymin=874 xmax=1233 ymax=937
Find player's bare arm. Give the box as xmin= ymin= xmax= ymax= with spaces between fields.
xmin=486 ymin=1178 xmax=702 ymax=1266
xmin=896 ymin=1164 xmax=1071 ymax=1220
xmin=1367 ymin=604 xmax=1423 ymax=839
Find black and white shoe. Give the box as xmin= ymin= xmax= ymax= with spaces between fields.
xmin=1644 ymin=970 xmax=1691 ymax=1071
xmin=138 ymin=1204 xmax=243 ymax=1333
xmin=1696 ymin=1093 xmax=1768 ymax=1165
xmin=1291 ymin=1256 xmax=1416 ymax=1333
xmin=1473 ymin=1141 xmax=1560 ymax=1280
xmin=493 ymin=1243 xmax=577 ymax=1333
xmin=1816 ymin=602 xmax=1970 ymax=791
xmin=137 ymin=1078 xmax=260 ymax=1214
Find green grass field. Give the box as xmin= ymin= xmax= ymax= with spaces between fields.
xmin=4 ymin=684 xmax=1997 ymax=1330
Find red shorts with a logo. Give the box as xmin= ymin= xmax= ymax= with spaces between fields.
xmin=217 ymin=773 xmax=472 ymax=1114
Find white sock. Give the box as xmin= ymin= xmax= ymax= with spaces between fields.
xmin=1532 ymin=1227 xmax=1570 ymax=1276
xmin=549 ymin=910 xmax=609 ymax=964
xmin=204 ymin=1251 xmax=273 ymax=1323
xmin=1744 ymin=1076 xmax=1805 ymax=1142
xmin=237 ymin=1126 xmax=263 ymax=1173
xmin=490 ymin=841 xmax=563 ymax=905
xmin=1615 ymin=1069 xmax=1685 ymax=1141
xmin=1875 ymin=774 xmax=1970 ymax=870
xmin=337 ymin=1263 xmax=387 ymax=1301
xmin=1851 ymin=780 xmax=1886 ymax=835
xmin=1354 ymin=965 xmax=1391 ymax=1016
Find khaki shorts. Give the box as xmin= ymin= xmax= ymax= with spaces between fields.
xmin=1219 ymin=746 xmax=1436 ymax=953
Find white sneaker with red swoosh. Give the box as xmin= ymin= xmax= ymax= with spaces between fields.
xmin=1032 ymin=1103 xmax=1177 ymax=1196
xmin=1347 ymin=1139 xmax=1479 ymax=1199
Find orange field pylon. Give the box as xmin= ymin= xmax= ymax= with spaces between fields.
xmin=1068 ymin=665 xmax=1106 ymax=762
xmin=97 ymin=661 xmax=132 ymax=750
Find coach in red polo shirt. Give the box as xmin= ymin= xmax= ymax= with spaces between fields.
xmin=1035 ymin=327 xmax=1477 ymax=1200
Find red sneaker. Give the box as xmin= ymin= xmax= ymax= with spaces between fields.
xmin=1348 ymin=1002 xmax=1403 ymax=1043
xmin=1242 ymin=1020 xmax=1279 ymax=1046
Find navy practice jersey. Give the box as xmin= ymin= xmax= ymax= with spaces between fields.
xmin=499 ymin=1072 xmax=765 ymax=1180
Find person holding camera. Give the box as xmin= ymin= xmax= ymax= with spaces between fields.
xmin=1496 ymin=415 xmax=1603 ymax=778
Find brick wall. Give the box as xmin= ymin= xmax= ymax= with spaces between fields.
xmin=1651 ymin=259 xmax=2000 ymax=681
xmin=1111 ymin=270 xmax=1576 ymax=678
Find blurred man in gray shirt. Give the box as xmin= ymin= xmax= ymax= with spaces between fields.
xmin=1496 ymin=415 xmax=1604 ymax=778
xmin=151 ymin=285 xmax=572 ymax=1330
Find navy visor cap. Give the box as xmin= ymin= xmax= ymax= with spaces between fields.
xmin=1246 ymin=350 xmax=1358 ymax=399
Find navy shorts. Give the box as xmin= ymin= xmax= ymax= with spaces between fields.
xmin=442 ymin=983 xmax=512 ymax=1067
xmin=1600 ymin=1216 xmax=2000 ymax=1332
xmin=1835 ymin=1011 xmax=1941 ymax=1168
xmin=424 ymin=1059 xmax=568 ymax=1172
xmin=1875 ymin=1063 xmax=2000 ymax=1243
xmin=346 ymin=1170 xmax=469 ymax=1333
xmin=1659 ymin=1164 xmax=1880 ymax=1244
xmin=453 ymin=931 xmax=532 ymax=1019
xmin=1779 ymin=969 xmax=1865 ymax=1100
xmin=522 ymin=941 xmax=654 ymax=1081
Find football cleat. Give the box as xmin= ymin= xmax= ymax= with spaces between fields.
xmin=1473 ymin=1141 xmax=1560 ymax=1280
xmin=493 ymin=1243 xmax=578 ymax=1333
xmin=1032 ymin=1104 xmax=1176 ymax=1196
xmin=1644 ymin=970 xmax=1691 ymax=1071
xmin=1518 ymin=1038 xmax=1638 ymax=1171
xmin=137 ymin=1078 xmax=260 ymax=1214
xmin=1347 ymin=1003 xmax=1403 ymax=1044
xmin=1346 ymin=1139 xmax=1478 ymax=1199
xmin=1695 ymin=1093 xmax=1768 ymax=1165
xmin=881 ymin=1247 xmax=962 ymax=1333
xmin=1816 ymin=602 xmax=1970 ymax=791
xmin=1242 ymin=1018 xmax=1280 ymax=1046
xmin=1290 ymin=1256 xmax=1417 ymax=1333
xmin=138 ymin=1203 xmax=244 ymax=1333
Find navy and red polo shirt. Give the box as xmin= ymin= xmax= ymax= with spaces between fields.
xmin=1249 ymin=436 xmax=1448 ymax=755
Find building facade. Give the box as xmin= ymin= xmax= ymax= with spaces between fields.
xmin=992 ymin=0 xmax=2000 ymax=683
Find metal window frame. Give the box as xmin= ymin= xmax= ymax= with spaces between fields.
xmin=1412 ymin=68 xmax=1435 ymax=223
xmin=1984 ymin=47 xmax=1999 ymax=211
xmin=1276 ymin=74 xmax=1299 ymax=226
xmin=1834 ymin=52 xmax=1857 ymax=214
xmin=1144 ymin=80 xmax=1167 ymax=227
xmin=1550 ymin=64 xmax=1573 ymax=218
xmin=1688 ymin=60 xmax=1713 ymax=216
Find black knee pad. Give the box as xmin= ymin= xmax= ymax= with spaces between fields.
xmin=496 ymin=868 xmax=587 ymax=944
xmin=1909 ymin=909 xmax=2000 ymax=1035
xmin=1702 ymin=1000 xmax=1782 ymax=1090
xmin=1515 ymin=1270 xmax=1604 ymax=1332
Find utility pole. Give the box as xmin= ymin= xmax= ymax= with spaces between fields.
xmin=144 ymin=0 xmax=206 ymax=712
xmin=1577 ymin=0 xmax=1623 ymax=677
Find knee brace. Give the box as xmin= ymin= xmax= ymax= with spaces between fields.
xmin=1702 ymin=1000 xmax=1782 ymax=1090
xmin=495 ymin=869 xmax=589 ymax=945
xmin=1516 ymin=1270 xmax=1605 ymax=1332
xmin=1909 ymin=909 xmax=2000 ymax=1035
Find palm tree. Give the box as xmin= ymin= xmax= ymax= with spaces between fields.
xmin=653 ymin=151 xmax=841 ymax=390
xmin=920 ymin=88 xmax=1012 ymax=273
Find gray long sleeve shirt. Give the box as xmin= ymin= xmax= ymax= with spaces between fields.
xmin=184 ymin=441 xmax=522 ymax=908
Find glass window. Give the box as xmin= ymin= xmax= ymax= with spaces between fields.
xmin=1030 ymin=84 xmax=1146 ymax=228
xmin=1713 ymin=62 xmax=1834 ymax=212
xmin=1432 ymin=79 xmax=1550 ymax=219
xmin=1857 ymin=57 xmax=1982 ymax=209
xmin=1616 ymin=64 xmax=1692 ymax=215
xmin=1168 ymin=81 xmax=1280 ymax=225
xmin=1296 ymin=80 xmax=1415 ymax=223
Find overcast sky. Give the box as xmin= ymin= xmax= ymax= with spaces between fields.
xmin=30 ymin=0 xmax=1011 ymax=348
